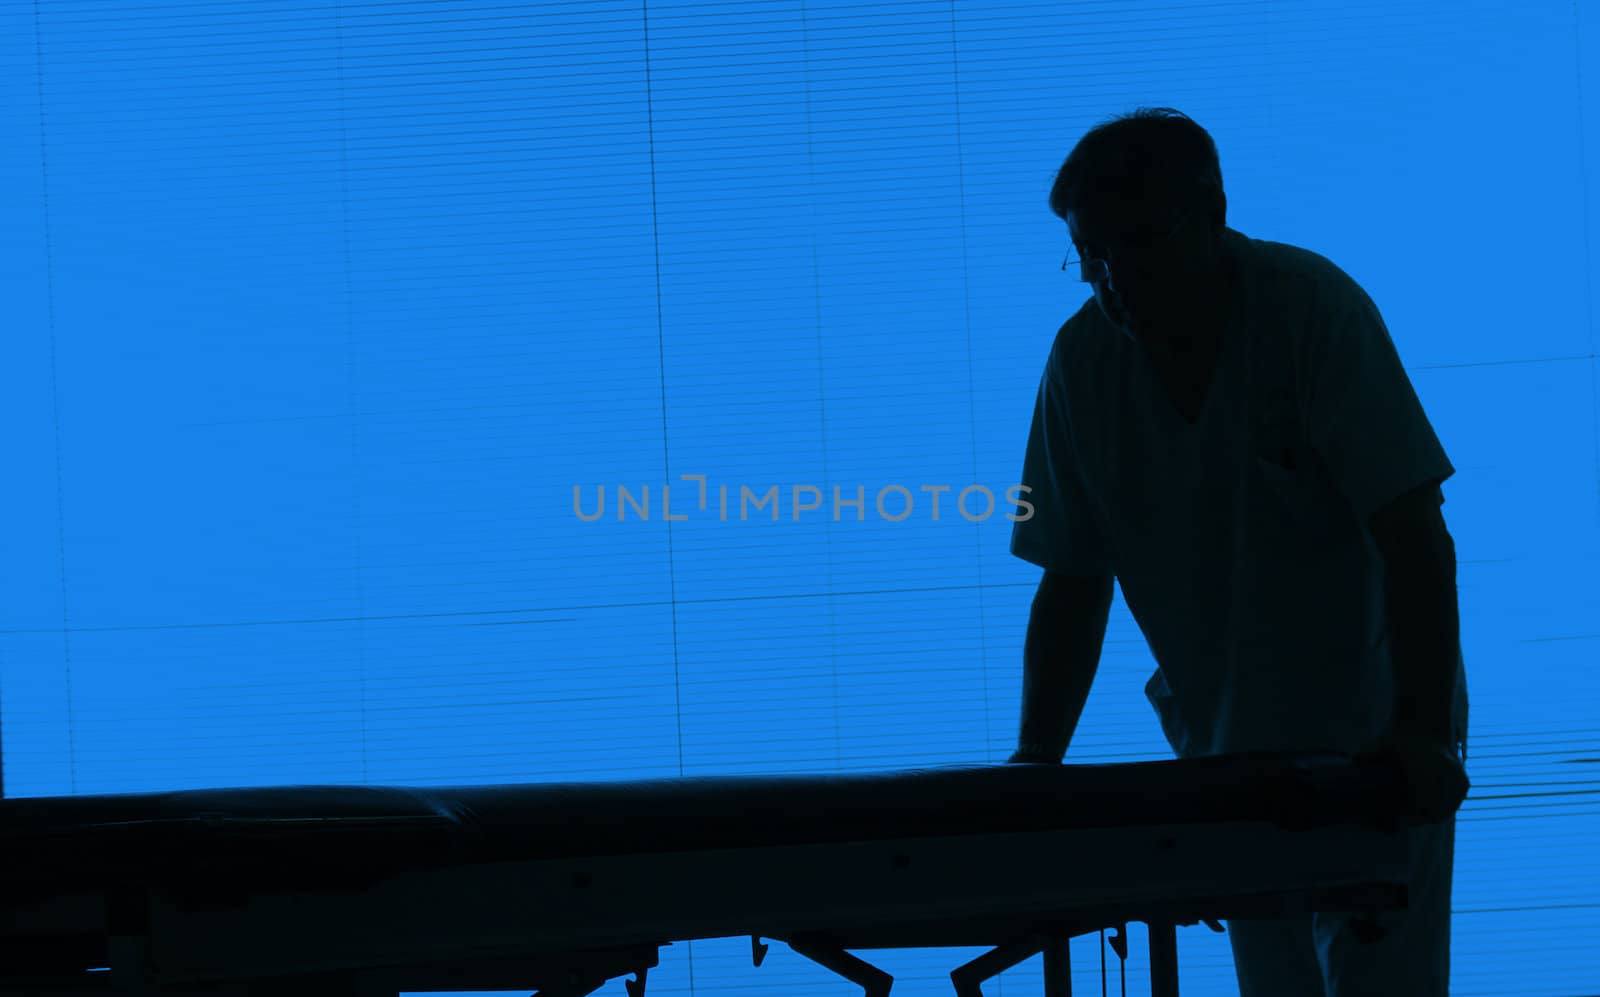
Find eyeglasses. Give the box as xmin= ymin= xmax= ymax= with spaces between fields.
xmin=1062 ymin=206 xmax=1200 ymax=287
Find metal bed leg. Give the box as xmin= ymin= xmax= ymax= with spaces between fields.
xmin=788 ymin=939 xmax=894 ymax=997
xmin=950 ymin=936 xmax=1051 ymax=997
xmin=1042 ymin=937 xmax=1071 ymax=997
xmin=1148 ymin=921 xmax=1178 ymax=997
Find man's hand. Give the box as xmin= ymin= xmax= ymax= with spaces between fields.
xmin=1007 ymin=748 xmax=1062 ymax=764
xmin=1354 ymin=731 xmax=1469 ymax=825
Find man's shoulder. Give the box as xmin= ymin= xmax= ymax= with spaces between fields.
xmin=1044 ymin=297 xmax=1112 ymax=384
xmin=1236 ymin=228 xmax=1370 ymax=314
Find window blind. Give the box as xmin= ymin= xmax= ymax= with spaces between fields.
xmin=1 ymin=1 xmax=1595 ymax=994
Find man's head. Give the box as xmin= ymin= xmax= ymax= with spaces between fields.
xmin=1049 ymin=108 xmax=1232 ymax=349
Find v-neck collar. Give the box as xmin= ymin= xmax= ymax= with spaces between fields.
xmin=1149 ymin=333 xmax=1225 ymax=425
xmin=1144 ymin=232 xmax=1243 ymax=427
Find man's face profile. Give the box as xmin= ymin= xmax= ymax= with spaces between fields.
xmin=1066 ymin=196 xmax=1222 ymax=351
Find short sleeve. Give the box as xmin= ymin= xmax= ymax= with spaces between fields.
xmin=1305 ymin=280 xmax=1456 ymax=526
xmin=1009 ymin=357 xmax=1113 ymax=576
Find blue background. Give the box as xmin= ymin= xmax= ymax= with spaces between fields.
xmin=2 ymin=1 xmax=1597 ymax=994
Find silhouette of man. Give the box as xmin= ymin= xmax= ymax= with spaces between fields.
xmin=1009 ymin=107 xmax=1470 ymax=996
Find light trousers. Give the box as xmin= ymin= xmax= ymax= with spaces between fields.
xmin=1226 ymin=813 xmax=1456 ymax=996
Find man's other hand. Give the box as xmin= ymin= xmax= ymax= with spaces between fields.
xmin=1007 ymin=748 xmax=1062 ymax=764
xmin=1355 ymin=731 xmax=1469 ymax=825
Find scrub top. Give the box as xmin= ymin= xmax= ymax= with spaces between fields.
xmin=1010 ymin=226 xmax=1469 ymax=761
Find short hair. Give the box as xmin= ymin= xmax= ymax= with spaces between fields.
xmin=1049 ymin=107 xmax=1224 ymax=229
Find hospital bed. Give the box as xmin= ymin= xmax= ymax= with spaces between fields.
xmin=0 ymin=751 xmax=1413 ymax=997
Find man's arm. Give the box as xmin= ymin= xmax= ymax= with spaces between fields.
xmin=1015 ymin=571 xmax=1115 ymax=761
xmin=1369 ymin=483 xmax=1459 ymax=745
